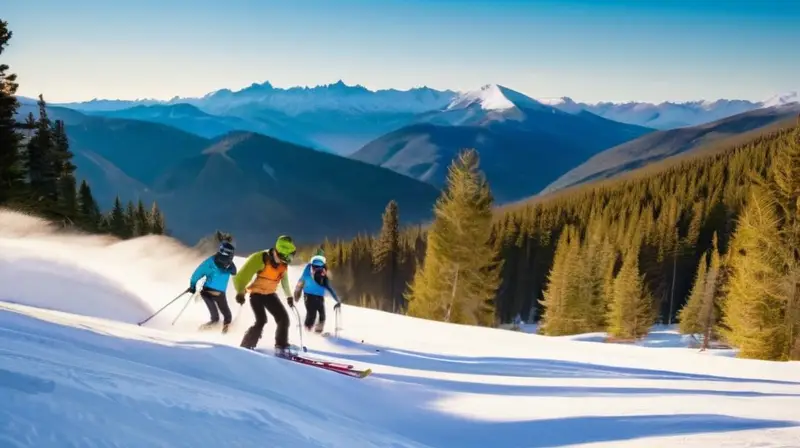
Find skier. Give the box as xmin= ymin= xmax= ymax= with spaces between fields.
xmin=188 ymin=240 xmax=237 ymax=334
xmin=293 ymin=254 xmax=341 ymax=334
xmin=233 ymin=235 xmax=297 ymax=353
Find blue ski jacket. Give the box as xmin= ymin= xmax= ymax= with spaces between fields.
xmin=190 ymin=255 xmax=237 ymax=293
xmin=296 ymin=264 xmax=340 ymax=303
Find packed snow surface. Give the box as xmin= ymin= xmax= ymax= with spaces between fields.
xmin=1 ymin=209 xmax=800 ymax=448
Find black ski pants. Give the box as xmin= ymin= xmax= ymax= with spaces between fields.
xmin=304 ymin=293 xmax=325 ymax=329
xmin=200 ymin=288 xmax=232 ymax=325
xmin=241 ymin=292 xmax=290 ymax=349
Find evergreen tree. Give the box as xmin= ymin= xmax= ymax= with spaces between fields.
xmin=606 ymin=246 xmax=655 ymax=340
xmin=678 ymin=251 xmax=709 ymax=335
xmin=0 ymin=19 xmax=24 ymax=204
xmin=406 ymin=149 xmax=501 ymax=325
xmin=135 ymin=199 xmax=150 ymax=235
xmin=52 ymin=120 xmax=77 ymax=220
xmin=108 ymin=196 xmax=127 ymax=238
xmin=579 ymin=215 xmax=617 ymax=331
xmin=124 ymin=200 xmax=136 ymax=237
xmin=77 ymin=180 xmax=100 ymax=231
xmin=26 ymin=94 xmax=58 ymax=206
xmin=720 ymin=129 xmax=800 ymax=360
xmin=538 ymin=225 xmax=584 ymax=335
xmin=149 ymin=201 xmax=165 ymax=235
xmin=698 ymin=236 xmax=724 ymax=349
xmin=372 ymin=200 xmax=400 ymax=311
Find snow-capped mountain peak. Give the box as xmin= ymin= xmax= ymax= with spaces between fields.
xmin=762 ymin=91 xmax=799 ymax=108
xmin=446 ymin=84 xmax=550 ymax=112
xmin=537 ymin=96 xmax=585 ymax=114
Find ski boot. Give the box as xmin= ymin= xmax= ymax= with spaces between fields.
xmin=274 ymin=344 xmax=293 ymax=358
xmin=221 ymin=323 xmax=230 ymax=334
xmin=240 ymin=326 xmax=262 ymax=349
xmin=314 ymin=321 xmax=324 ymax=334
xmin=198 ymin=320 xmax=219 ymax=331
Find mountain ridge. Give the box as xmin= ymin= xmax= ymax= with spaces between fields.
xmin=541 ymin=103 xmax=800 ymax=195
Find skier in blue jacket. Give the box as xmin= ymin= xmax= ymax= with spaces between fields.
xmin=293 ymin=254 xmax=341 ymax=333
xmin=189 ymin=241 xmax=237 ymax=333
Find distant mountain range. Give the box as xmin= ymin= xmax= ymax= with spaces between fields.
xmin=15 ymin=103 xmax=440 ymax=250
xmin=350 ymin=84 xmax=652 ymax=202
xmin=19 ymin=82 xmax=797 ymax=154
xmin=14 ymin=81 xmax=799 ymax=246
xmin=541 ymin=103 xmax=800 ymax=195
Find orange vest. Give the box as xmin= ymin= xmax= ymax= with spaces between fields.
xmin=247 ymin=253 xmax=287 ymax=295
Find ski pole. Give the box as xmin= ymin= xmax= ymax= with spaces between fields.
xmin=137 ymin=290 xmax=189 ymax=326
xmin=291 ymin=306 xmax=307 ymax=352
xmin=171 ymin=292 xmax=195 ymax=326
xmin=335 ymin=306 xmax=340 ymax=338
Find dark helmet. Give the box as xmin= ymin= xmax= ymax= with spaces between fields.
xmin=215 ymin=241 xmax=235 ymax=265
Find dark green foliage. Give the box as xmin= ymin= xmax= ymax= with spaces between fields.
xmin=77 ymin=180 xmax=101 ymax=231
xmin=372 ymin=200 xmax=401 ymax=312
xmin=318 ymin=125 xmax=797 ymax=334
xmin=0 ymin=19 xmax=24 ymax=203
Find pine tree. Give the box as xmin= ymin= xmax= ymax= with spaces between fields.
xmin=678 ymin=251 xmax=708 ymax=335
xmin=606 ymin=246 xmax=655 ymax=340
xmin=26 ymin=94 xmax=58 ymax=206
xmin=108 ymin=196 xmax=127 ymax=238
xmin=135 ymin=199 xmax=150 ymax=235
xmin=720 ymin=129 xmax=800 ymax=360
xmin=538 ymin=225 xmax=584 ymax=335
xmin=372 ymin=200 xmax=400 ymax=312
xmin=0 ymin=19 xmax=24 ymax=204
xmin=77 ymin=180 xmax=100 ymax=231
xmin=149 ymin=201 xmax=165 ymax=235
xmin=698 ymin=236 xmax=723 ymax=349
xmin=52 ymin=120 xmax=77 ymax=220
xmin=406 ymin=149 xmax=501 ymax=325
xmin=579 ymin=216 xmax=617 ymax=331
xmin=124 ymin=200 xmax=136 ymax=237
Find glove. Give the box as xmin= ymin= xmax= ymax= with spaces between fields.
xmin=235 ymin=293 xmax=245 ymax=305
xmin=333 ymin=302 xmax=341 ymax=310
xmin=187 ymin=286 xmax=196 ymax=294
xmin=287 ymin=296 xmax=294 ymax=308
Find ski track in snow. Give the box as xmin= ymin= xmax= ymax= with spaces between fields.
xmin=1 ymin=210 xmax=800 ymax=448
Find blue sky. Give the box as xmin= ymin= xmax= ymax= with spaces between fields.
xmin=3 ymin=0 xmax=798 ymax=103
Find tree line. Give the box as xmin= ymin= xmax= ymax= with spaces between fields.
xmin=311 ymin=125 xmax=800 ymax=362
xmin=0 ymin=19 xmax=166 ymax=239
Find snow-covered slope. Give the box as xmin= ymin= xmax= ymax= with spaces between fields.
xmin=57 ymin=81 xmax=457 ymax=117
xmin=763 ymin=91 xmax=799 ymax=108
xmin=540 ymin=92 xmax=799 ymax=130
xmin=2 ymin=209 xmax=800 ymax=447
xmin=445 ymin=84 xmax=552 ymax=112
xmin=540 ymin=97 xmax=762 ymax=130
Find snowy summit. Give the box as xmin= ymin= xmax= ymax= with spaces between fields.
xmin=446 ymin=84 xmax=550 ymax=112
xmin=762 ymin=91 xmax=800 ymax=108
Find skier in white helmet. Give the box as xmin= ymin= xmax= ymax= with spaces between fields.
xmin=293 ymin=253 xmax=341 ymax=333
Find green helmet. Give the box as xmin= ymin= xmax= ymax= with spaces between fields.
xmin=275 ymin=235 xmax=296 ymax=263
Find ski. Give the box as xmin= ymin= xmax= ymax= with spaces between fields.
xmin=276 ymin=352 xmax=371 ymax=378
xmin=287 ymin=354 xmax=358 ymax=373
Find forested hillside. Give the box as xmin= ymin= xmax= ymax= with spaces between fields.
xmin=313 ymin=123 xmax=800 ymax=361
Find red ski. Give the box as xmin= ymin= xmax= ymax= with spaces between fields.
xmin=279 ymin=352 xmax=372 ymax=378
